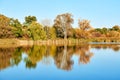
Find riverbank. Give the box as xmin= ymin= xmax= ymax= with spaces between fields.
xmin=0 ymin=39 xmax=88 ymax=47
xmin=0 ymin=38 xmax=120 ymax=48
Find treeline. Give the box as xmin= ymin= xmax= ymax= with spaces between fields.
xmin=0 ymin=13 xmax=120 ymax=41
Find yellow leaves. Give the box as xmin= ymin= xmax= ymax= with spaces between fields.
xmin=107 ymin=31 xmax=120 ymax=37
xmin=78 ymin=19 xmax=92 ymax=31
xmin=0 ymin=14 xmax=10 ymax=28
xmin=75 ymin=28 xmax=91 ymax=39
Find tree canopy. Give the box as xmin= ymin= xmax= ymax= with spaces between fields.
xmin=0 ymin=13 xmax=120 ymax=42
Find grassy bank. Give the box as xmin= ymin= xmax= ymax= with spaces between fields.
xmin=0 ymin=38 xmax=120 ymax=48
xmin=0 ymin=39 xmax=19 ymax=48
xmin=0 ymin=38 xmax=88 ymax=47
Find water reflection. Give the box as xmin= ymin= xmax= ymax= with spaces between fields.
xmin=91 ymin=44 xmax=120 ymax=52
xmin=0 ymin=44 xmax=120 ymax=71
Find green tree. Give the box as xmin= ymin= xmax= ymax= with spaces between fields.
xmin=95 ymin=28 xmax=108 ymax=34
xmin=28 ymin=22 xmax=46 ymax=40
xmin=9 ymin=18 xmax=23 ymax=37
xmin=24 ymin=16 xmax=37 ymax=27
xmin=44 ymin=26 xmax=51 ymax=39
xmin=101 ymin=27 xmax=108 ymax=34
xmin=44 ymin=26 xmax=56 ymax=39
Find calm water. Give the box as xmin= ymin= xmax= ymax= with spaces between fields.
xmin=0 ymin=44 xmax=120 ymax=80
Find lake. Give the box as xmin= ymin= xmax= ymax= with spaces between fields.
xmin=0 ymin=44 xmax=120 ymax=80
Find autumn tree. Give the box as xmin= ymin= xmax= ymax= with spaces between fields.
xmin=91 ymin=31 xmax=102 ymax=37
xmin=77 ymin=19 xmax=92 ymax=39
xmin=0 ymin=47 xmax=15 ymax=70
xmin=107 ymin=31 xmax=120 ymax=37
xmin=75 ymin=28 xmax=90 ymax=39
xmin=112 ymin=25 xmax=120 ymax=31
xmin=53 ymin=13 xmax=74 ymax=39
xmin=0 ymin=14 xmax=14 ymax=38
xmin=78 ymin=19 xmax=92 ymax=31
xmin=0 ymin=14 xmax=10 ymax=28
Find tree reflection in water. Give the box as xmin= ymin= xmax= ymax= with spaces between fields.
xmin=75 ymin=44 xmax=93 ymax=64
xmin=0 ymin=48 xmax=15 ymax=70
xmin=91 ymin=44 xmax=120 ymax=52
xmin=0 ymin=44 xmax=120 ymax=71
xmin=54 ymin=45 xmax=74 ymax=71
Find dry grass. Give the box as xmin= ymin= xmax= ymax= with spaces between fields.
xmin=0 ymin=38 xmax=120 ymax=48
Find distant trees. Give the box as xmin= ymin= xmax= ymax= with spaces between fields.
xmin=95 ymin=27 xmax=108 ymax=34
xmin=93 ymin=26 xmax=120 ymax=38
xmin=112 ymin=25 xmax=120 ymax=31
xmin=0 ymin=13 xmax=120 ymax=41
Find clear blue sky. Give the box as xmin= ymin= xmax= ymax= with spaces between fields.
xmin=0 ymin=0 xmax=120 ymax=28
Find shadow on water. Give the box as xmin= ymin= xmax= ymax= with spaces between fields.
xmin=0 ymin=44 xmax=120 ymax=71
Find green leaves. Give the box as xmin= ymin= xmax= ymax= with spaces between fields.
xmin=10 ymin=18 xmax=23 ymax=38
xmin=28 ymin=22 xmax=46 ymax=40
xmin=24 ymin=16 xmax=37 ymax=26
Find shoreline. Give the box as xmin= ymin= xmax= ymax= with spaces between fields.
xmin=0 ymin=38 xmax=120 ymax=48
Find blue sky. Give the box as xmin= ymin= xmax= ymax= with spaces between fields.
xmin=0 ymin=0 xmax=120 ymax=28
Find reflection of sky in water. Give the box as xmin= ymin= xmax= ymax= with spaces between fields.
xmin=0 ymin=47 xmax=120 ymax=80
